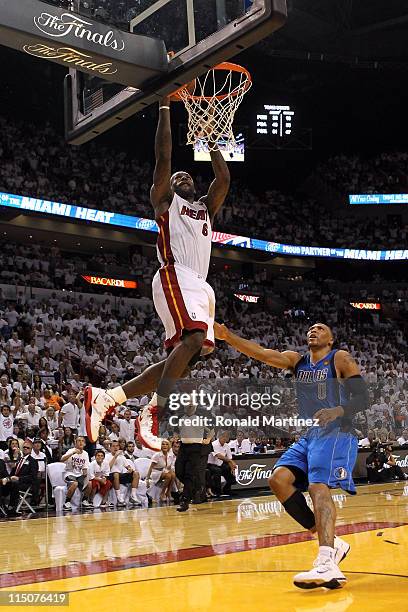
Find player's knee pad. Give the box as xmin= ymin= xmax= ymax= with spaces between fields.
xmin=283 ymin=490 xmax=316 ymax=530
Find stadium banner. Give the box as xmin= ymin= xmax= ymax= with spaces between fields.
xmin=232 ymin=449 xmax=408 ymax=489
xmin=349 ymin=194 xmax=408 ymax=205
xmin=350 ymin=303 xmax=381 ymax=310
xmin=234 ymin=294 xmax=260 ymax=303
xmin=1 ymin=191 xmax=408 ymax=261
xmin=82 ymin=275 xmax=137 ymax=289
xmin=0 ymin=0 xmax=166 ymax=87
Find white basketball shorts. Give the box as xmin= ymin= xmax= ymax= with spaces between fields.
xmin=152 ymin=262 xmax=215 ymax=355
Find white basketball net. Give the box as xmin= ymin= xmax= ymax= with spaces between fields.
xmin=176 ymin=63 xmax=252 ymax=151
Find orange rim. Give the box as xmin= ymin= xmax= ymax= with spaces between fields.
xmin=170 ymin=62 xmax=252 ymax=102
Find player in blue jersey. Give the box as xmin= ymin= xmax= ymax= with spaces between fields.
xmin=214 ymin=321 xmax=369 ymax=590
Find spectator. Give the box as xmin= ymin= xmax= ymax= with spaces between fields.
xmin=59 ymin=427 xmax=75 ymax=458
xmin=146 ymin=439 xmax=176 ymax=503
xmin=4 ymin=440 xmax=38 ymax=516
xmin=113 ymin=408 xmax=137 ymax=442
xmin=48 ymin=333 xmax=66 ymax=359
xmin=61 ymin=436 xmax=90 ymax=511
xmin=3 ymin=438 xmax=21 ymax=474
xmin=359 ymin=430 xmax=378 ymax=448
xmin=397 ymin=429 xmax=408 ymax=447
xmin=105 ymin=439 xmax=140 ymax=507
xmin=240 ymin=431 xmax=257 ymax=454
xmin=0 ymin=405 xmax=16 ymax=449
xmin=382 ymin=445 xmax=407 ymax=481
xmin=58 ymin=393 xmax=79 ymax=433
xmin=31 ymin=438 xmax=46 ymax=505
xmin=18 ymin=398 xmax=41 ymax=429
xmin=44 ymin=406 xmax=59 ymax=433
xmin=207 ymin=432 xmax=237 ymax=497
xmin=228 ymin=430 xmax=247 ymax=454
xmin=107 ymin=422 xmax=120 ymax=442
xmin=133 ymin=438 xmax=155 ymax=459
xmin=88 ymin=449 xmax=112 ymax=508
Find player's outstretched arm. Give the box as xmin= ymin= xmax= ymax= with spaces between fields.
xmin=214 ymin=322 xmax=300 ymax=370
xmin=150 ymin=97 xmax=172 ymax=219
xmin=200 ymin=146 xmax=230 ymax=221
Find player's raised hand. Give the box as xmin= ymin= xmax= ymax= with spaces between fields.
xmin=214 ymin=322 xmax=229 ymax=341
xmin=313 ymin=406 xmax=345 ymax=427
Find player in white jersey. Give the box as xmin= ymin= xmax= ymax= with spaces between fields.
xmin=84 ymin=94 xmax=230 ymax=450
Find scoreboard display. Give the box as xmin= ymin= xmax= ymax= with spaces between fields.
xmin=256 ymin=104 xmax=295 ymax=137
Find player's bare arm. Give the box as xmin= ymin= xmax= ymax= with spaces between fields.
xmin=334 ymin=350 xmax=361 ymax=379
xmin=150 ymin=96 xmax=172 ymax=219
xmin=214 ymin=322 xmax=300 ymax=370
xmin=200 ymin=147 xmax=230 ymax=222
xmin=314 ymin=350 xmax=369 ymax=426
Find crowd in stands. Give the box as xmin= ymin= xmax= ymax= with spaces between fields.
xmin=3 ymin=236 xmax=408 ymax=312
xmin=0 ymin=239 xmax=155 ymax=295
xmin=0 ymin=241 xmax=406 ymax=516
xmin=1 ymin=116 xmax=408 ymax=249
xmin=316 ymin=151 xmax=408 ymax=195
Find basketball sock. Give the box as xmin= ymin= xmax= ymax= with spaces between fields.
xmin=156 ymin=394 xmax=168 ymax=409
xmin=282 ymin=490 xmax=316 ymax=531
xmin=108 ymin=386 xmax=127 ymax=405
xmin=131 ymin=488 xmax=137 ymax=498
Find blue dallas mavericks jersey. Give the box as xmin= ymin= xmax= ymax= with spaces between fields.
xmin=275 ymin=348 xmax=358 ymax=494
xmin=294 ymin=349 xmax=347 ymax=420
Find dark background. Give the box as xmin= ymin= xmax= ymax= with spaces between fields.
xmin=1 ymin=0 xmax=407 ymax=190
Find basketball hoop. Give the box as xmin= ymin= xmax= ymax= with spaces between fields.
xmin=171 ymin=62 xmax=252 ymax=151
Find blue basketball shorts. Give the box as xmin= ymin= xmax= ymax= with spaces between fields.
xmin=274 ymin=426 xmax=358 ymax=494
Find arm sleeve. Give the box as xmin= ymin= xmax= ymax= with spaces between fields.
xmin=342 ymin=375 xmax=370 ymax=418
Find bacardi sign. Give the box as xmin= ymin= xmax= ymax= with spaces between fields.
xmin=234 ymin=294 xmax=260 ymax=303
xmin=82 ymin=275 xmax=137 ymax=289
xmin=350 ymin=302 xmax=381 ymax=310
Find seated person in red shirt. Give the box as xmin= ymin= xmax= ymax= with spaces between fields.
xmin=88 ymin=449 xmax=112 ymax=508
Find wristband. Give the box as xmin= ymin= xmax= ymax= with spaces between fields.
xmin=160 ymin=106 xmax=170 ymax=110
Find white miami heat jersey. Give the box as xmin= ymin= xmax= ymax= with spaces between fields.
xmin=156 ymin=192 xmax=212 ymax=279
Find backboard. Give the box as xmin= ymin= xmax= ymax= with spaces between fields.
xmin=64 ymin=0 xmax=287 ymax=144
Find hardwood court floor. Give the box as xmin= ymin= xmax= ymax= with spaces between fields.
xmin=0 ymin=483 xmax=407 ymax=611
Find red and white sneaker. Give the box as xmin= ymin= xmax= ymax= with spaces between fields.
xmin=84 ymin=386 xmax=117 ymax=442
xmin=136 ymin=393 xmax=162 ymax=451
